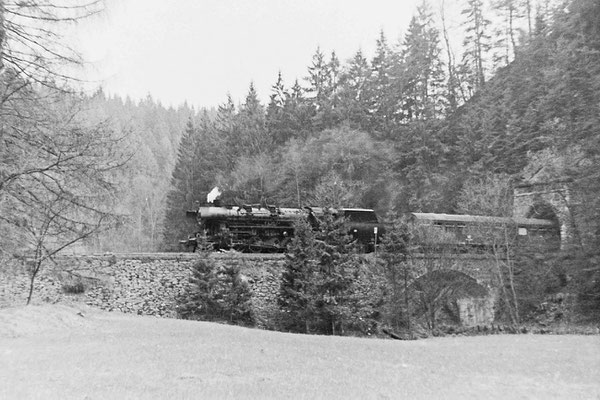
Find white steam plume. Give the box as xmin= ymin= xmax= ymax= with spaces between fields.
xmin=206 ymin=187 xmax=222 ymax=203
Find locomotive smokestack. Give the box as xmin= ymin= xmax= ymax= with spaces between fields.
xmin=207 ymin=187 xmax=222 ymax=204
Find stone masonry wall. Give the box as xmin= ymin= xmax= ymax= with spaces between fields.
xmin=0 ymin=253 xmax=286 ymax=328
xmin=1 ymin=252 xmax=499 ymax=327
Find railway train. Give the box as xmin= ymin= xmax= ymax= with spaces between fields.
xmin=180 ymin=204 xmax=386 ymax=252
xmin=180 ymin=195 xmax=559 ymax=253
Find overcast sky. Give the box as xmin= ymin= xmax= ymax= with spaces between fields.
xmin=70 ymin=0 xmax=463 ymax=109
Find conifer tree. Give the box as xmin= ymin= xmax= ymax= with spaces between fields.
xmin=279 ymin=212 xmax=358 ymax=335
xmin=282 ymin=79 xmax=314 ymax=141
xmin=491 ymin=0 xmax=520 ymax=66
xmin=215 ymin=94 xmax=240 ymax=166
xmin=368 ymin=30 xmax=396 ymax=138
xmin=460 ymin=0 xmax=492 ymax=95
xmin=176 ymin=258 xmax=221 ymax=320
xmin=338 ymin=49 xmax=372 ymax=129
xmin=398 ymin=1 xmax=446 ymax=121
xmin=278 ymin=218 xmax=319 ymax=332
xmin=219 ymin=265 xmax=255 ymax=325
xmin=163 ymin=114 xmax=221 ymax=250
xmin=306 ymin=47 xmax=329 ymax=111
xmin=266 ymin=71 xmax=291 ymax=145
xmin=237 ymin=82 xmax=269 ymax=156
xmin=312 ymin=212 xmax=357 ymax=335
xmin=162 ymin=118 xmax=203 ymax=249
xmin=177 ymin=258 xmax=254 ymax=326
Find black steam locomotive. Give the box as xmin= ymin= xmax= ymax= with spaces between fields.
xmin=181 ymin=204 xmax=385 ymax=253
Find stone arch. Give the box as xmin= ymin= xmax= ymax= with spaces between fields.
xmin=513 ymin=180 xmax=573 ymax=247
xmin=526 ymin=199 xmax=559 ymax=222
xmin=522 ymin=199 xmax=562 ymax=249
xmin=409 ymin=269 xmax=493 ymax=327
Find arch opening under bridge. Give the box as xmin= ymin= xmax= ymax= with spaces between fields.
xmin=408 ymin=268 xmax=494 ymax=328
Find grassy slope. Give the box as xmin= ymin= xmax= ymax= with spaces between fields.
xmin=1 ymin=304 xmax=599 ymax=399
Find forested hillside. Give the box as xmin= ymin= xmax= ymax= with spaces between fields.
xmin=2 ymin=0 xmax=597 ymax=258
xmin=162 ymin=0 xmax=599 ymax=250
xmin=81 ymin=92 xmax=198 ymax=251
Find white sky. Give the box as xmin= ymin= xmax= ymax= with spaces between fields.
xmin=69 ymin=0 xmax=464 ymax=109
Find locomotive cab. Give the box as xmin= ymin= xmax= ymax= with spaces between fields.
xmin=342 ymin=208 xmax=385 ymax=251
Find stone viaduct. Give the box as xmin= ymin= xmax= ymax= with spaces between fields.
xmin=2 ymin=251 xmax=501 ymax=328
xmin=1 ymin=179 xmax=572 ymax=329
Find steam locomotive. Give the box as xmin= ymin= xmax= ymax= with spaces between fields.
xmin=180 ymin=203 xmax=385 ymax=253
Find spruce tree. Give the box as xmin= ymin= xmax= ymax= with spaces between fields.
xmin=237 ymin=82 xmax=269 ymax=156
xmin=279 ymin=218 xmax=319 ymax=332
xmin=176 ymin=258 xmax=222 ymax=320
xmin=266 ymin=71 xmax=292 ymax=145
xmin=279 ymin=212 xmax=358 ymax=335
xmin=368 ymin=30 xmax=396 ymax=138
xmin=460 ymin=0 xmax=492 ymax=94
xmin=219 ymin=265 xmax=255 ymax=326
xmin=398 ymin=1 xmax=446 ymax=121
xmin=338 ymin=49 xmax=372 ymax=130
xmin=162 ymin=118 xmax=203 ymax=250
xmin=312 ymin=211 xmax=357 ymax=335
xmin=177 ymin=245 xmax=254 ymax=326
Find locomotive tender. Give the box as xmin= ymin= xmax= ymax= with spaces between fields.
xmin=181 ymin=203 xmax=385 ymax=252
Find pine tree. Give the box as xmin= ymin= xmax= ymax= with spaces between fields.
xmin=215 ymin=94 xmax=240 ymax=166
xmin=305 ymin=47 xmax=341 ymax=130
xmin=311 ymin=211 xmax=357 ymax=335
xmin=266 ymin=71 xmax=291 ymax=145
xmin=460 ymin=0 xmax=492 ymax=95
xmin=338 ymin=49 xmax=372 ymax=129
xmin=398 ymin=1 xmax=446 ymax=121
xmin=368 ymin=30 xmax=396 ymax=138
xmin=440 ymin=0 xmax=460 ymax=112
xmin=237 ymin=82 xmax=269 ymax=155
xmin=162 ymin=118 xmax=204 ymax=249
xmin=177 ymin=258 xmax=254 ymax=326
xmin=162 ymin=112 xmax=224 ymax=250
xmin=491 ymin=0 xmax=520 ymax=66
xmin=176 ymin=258 xmax=222 ymax=320
xmin=279 ymin=211 xmax=358 ymax=335
xmin=278 ymin=218 xmax=319 ymax=332
xmin=306 ymin=47 xmax=329 ymax=110
xmin=219 ymin=265 xmax=255 ymax=326
xmin=282 ymin=79 xmax=314 ymax=141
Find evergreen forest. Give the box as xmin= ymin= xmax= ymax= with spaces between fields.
xmin=160 ymin=0 xmax=600 ymax=252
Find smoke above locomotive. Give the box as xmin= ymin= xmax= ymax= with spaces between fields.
xmin=206 ymin=187 xmax=222 ymax=204
xmin=181 ymin=187 xmax=384 ymax=253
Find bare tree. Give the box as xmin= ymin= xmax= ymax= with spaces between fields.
xmin=0 ymin=1 xmax=131 ymax=303
xmin=0 ymin=0 xmax=103 ymax=88
xmin=457 ymin=174 xmax=521 ymax=324
xmin=1 ymin=90 xmax=127 ymax=303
